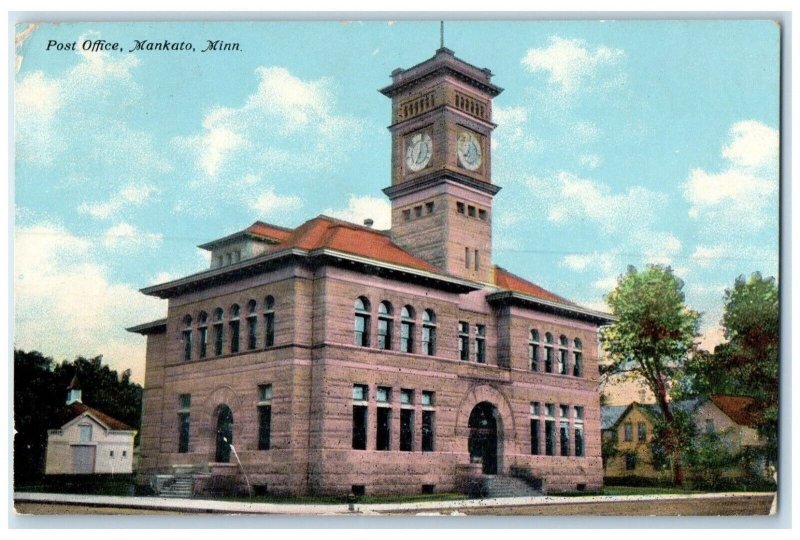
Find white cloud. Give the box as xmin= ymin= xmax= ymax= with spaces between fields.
xmin=250 ymin=186 xmax=303 ymax=215
xmin=492 ymin=105 xmax=538 ymax=152
xmin=579 ymin=154 xmax=602 ymax=169
xmin=683 ymin=120 xmax=778 ymax=230
xmin=592 ymin=276 xmax=619 ymax=292
xmin=102 ymin=222 xmax=163 ymax=250
xmin=521 ymin=36 xmax=624 ymax=94
xmin=561 ymin=251 xmax=616 ymax=274
xmin=323 ymin=195 xmax=392 ymax=230
xmin=691 ymin=245 xmax=727 ymax=268
xmin=78 ymin=183 xmax=157 ymax=219
xmin=14 ymin=222 xmax=164 ymax=382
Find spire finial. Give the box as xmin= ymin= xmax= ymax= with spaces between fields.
xmin=440 ymin=21 xmax=444 ymax=49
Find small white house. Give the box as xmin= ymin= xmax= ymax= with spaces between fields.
xmin=45 ymin=376 xmax=137 ymax=475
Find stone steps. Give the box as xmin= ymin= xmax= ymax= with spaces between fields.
xmin=157 ymin=475 xmax=193 ymax=498
xmin=483 ymin=475 xmax=541 ymax=498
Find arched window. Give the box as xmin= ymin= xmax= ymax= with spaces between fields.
xmin=558 ymin=335 xmax=568 ymax=375
xmin=400 ymin=305 xmax=415 ymax=353
xmin=213 ymin=308 xmax=224 ymax=356
xmin=422 ymin=309 xmax=436 ymax=356
xmin=182 ymin=315 xmax=193 ymax=361
xmin=573 ymin=338 xmax=583 ymax=377
xmin=354 ymin=297 xmax=371 ymax=347
xmin=229 ymin=304 xmax=241 ymax=354
xmin=544 ymin=332 xmax=554 ymax=373
xmin=529 ymin=329 xmax=540 ymax=372
xmin=198 ymin=311 xmax=208 ymax=359
xmin=264 ymin=295 xmax=275 ymax=348
xmin=377 ymin=301 xmax=393 ymax=350
xmin=246 ymin=300 xmax=258 ymax=350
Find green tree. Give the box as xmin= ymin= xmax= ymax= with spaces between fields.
xmin=600 ymin=265 xmax=700 ymax=485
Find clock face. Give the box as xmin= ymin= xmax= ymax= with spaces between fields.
xmin=457 ymin=131 xmax=482 ymax=171
xmin=405 ymin=132 xmax=433 ymax=172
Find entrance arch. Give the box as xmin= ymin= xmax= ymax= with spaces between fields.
xmin=215 ymin=404 xmax=233 ymax=463
xmin=468 ymin=401 xmax=500 ymax=474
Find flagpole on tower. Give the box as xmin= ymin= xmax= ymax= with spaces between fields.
xmin=440 ymin=21 xmax=444 ymax=49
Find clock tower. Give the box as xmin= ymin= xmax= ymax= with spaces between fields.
xmin=381 ymin=47 xmax=502 ymax=283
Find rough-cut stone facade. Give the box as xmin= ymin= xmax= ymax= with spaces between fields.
xmin=130 ymin=47 xmax=612 ymax=497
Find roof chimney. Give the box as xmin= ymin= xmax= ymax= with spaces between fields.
xmin=363 ymin=218 xmax=374 ymax=228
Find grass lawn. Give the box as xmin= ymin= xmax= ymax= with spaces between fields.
xmin=601 ymin=486 xmax=699 ymax=496
xmin=214 ymin=492 xmax=468 ymax=505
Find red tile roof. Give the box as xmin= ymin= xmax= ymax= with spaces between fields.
xmin=246 ymin=221 xmax=293 ymax=243
xmin=259 ymin=216 xmax=440 ymax=273
xmin=54 ymin=402 xmax=134 ymax=431
xmin=493 ymin=266 xmax=575 ymax=305
xmin=711 ymin=395 xmax=762 ymax=428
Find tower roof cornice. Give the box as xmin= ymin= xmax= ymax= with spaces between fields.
xmin=380 ymin=47 xmax=503 ymax=98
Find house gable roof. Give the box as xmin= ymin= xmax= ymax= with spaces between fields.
xmin=710 ymin=395 xmax=762 ymax=428
xmin=53 ymin=402 xmax=134 ymax=432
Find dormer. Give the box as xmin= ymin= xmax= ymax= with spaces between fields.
xmin=199 ymin=221 xmax=292 ymax=269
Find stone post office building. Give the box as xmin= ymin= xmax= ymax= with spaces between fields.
xmin=130 ymin=47 xmax=613 ymax=497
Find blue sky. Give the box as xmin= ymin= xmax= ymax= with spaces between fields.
xmin=14 ymin=20 xmax=780 ymax=382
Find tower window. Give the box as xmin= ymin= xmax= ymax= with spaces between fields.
xmin=457 ymin=202 xmax=465 ymax=214
xmin=402 ymin=209 xmax=411 ymax=222
xmin=468 ymin=205 xmax=476 ymax=217
xmin=465 ymin=247 xmax=472 ymax=269
xmin=474 ymin=249 xmax=480 ymax=271
xmin=414 ymin=205 xmax=423 ymax=218
xmin=425 ymin=202 xmax=434 ymax=214
xmin=478 ymin=209 xmax=487 ymax=220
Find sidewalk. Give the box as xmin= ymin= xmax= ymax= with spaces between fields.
xmin=13 ymin=491 xmax=776 ymax=516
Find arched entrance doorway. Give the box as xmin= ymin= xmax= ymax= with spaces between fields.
xmin=468 ymin=401 xmax=500 ymax=474
xmin=215 ymin=405 xmax=233 ymax=463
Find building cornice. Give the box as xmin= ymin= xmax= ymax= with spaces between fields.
xmin=486 ymin=290 xmax=615 ymax=325
xmin=383 ymin=171 xmax=501 ymax=200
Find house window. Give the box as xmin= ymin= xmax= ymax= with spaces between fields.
xmin=79 ymin=425 xmax=92 ymax=443
xmin=422 ymin=309 xmax=436 ymax=356
xmin=352 ymin=384 xmax=368 ymax=450
xmin=247 ymin=300 xmax=258 ymax=350
xmin=264 ymin=295 xmax=275 ymax=347
xmin=122 ymin=451 xmax=127 ymax=457
xmin=545 ymin=403 xmax=556 ymax=456
xmin=544 ymin=333 xmax=554 ymax=373
xmin=377 ymin=301 xmax=393 ymax=350
xmin=475 ymin=325 xmax=486 ymax=363
xmin=229 ymin=304 xmax=241 ymax=354
xmin=625 ymin=453 xmax=637 ymax=471
xmin=705 ymin=419 xmax=715 ymax=434
xmin=638 ymin=422 xmax=647 ymax=442
xmin=529 ymin=330 xmax=540 ymax=371
xmin=457 ymin=202 xmax=465 ymax=214
xmin=198 ymin=311 xmax=208 ymax=359
xmin=458 ymin=321 xmax=470 ymax=361
xmin=400 ymin=390 xmax=414 ymax=452
xmin=558 ymin=335 xmax=568 ymax=375
xmin=258 ymin=384 xmax=272 ymax=450
xmin=182 ymin=315 xmax=193 ymax=361
xmin=376 ymin=386 xmax=392 ymax=451
xmin=400 ymin=306 xmax=415 ymax=353
xmin=425 ymin=201 xmax=434 ymax=214
xmin=573 ymin=338 xmax=583 ymax=377
xmin=213 ymin=308 xmax=224 ymax=356
xmin=178 ymin=394 xmax=191 ymax=453
xmin=354 ymin=297 xmax=371 ymax=347
xmin=560 ymin=405 xmax=570 ymax=456
xmin=421 ymin=390 xmax=435 ymax=452
xmin=623 ymin=422 xmax=633 ymax=442
xmin=530 ymin=402 xmax=541 ymax=455
xmin=574 ymin=407 xmax=584 ymax=457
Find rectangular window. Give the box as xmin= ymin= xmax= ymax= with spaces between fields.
xmin=79 ymin=425 xmax=92 ymax=442
xmin=258 ymin=384 xmax=272 ymax=450
xmin=182 ymin=330 xmax=192 ymax=361
xmin=459 ymin=321 xmax=470 ymax=361
xmin=475 ymin=325 xmax=486 ymax=363
xmin=457 ymin=202 xmax=465 ymax=214
xmin=623 ymin=422 xmax=633 ymax=442
xmin=474 ymin=249 xmax=480 ymax=270
xmin=214 ymin=324 xmax=224 ymax=356
xmin=625 ymin=453 xmax=637 ymax=471
xmin=638 ymin=422 xmax=647 ymax=442
xmin=352 ymin=386 xmax=368 ymax=451
xmin=560 ymin=420 xmax=570 ymax=456
xmin=199 ymin=327 xmax=208 ymax=358
xmin=230 ymin=320 xmax=240 ymax=353
xmin=478 ymin=209 xmax=487 ymax=220
xmin=376 ymin=407 xmax=391 ymax=451
xmin=531 ymin=419 xmax=540 ymax=455
xmin=264 ymin=311 xmax=275 ymax=347
xmin=422 ymin=325 xmax=435 ymax=355
xmin=178 ymin=394 xmax=191 ymax=453
xmin=421 ymin=391 xmax=434 ymax=406
xmin=575 ymin=406 xmax=585 ymax=457
xmin=414 ymin=205 xmax=423 ymax=218
xmin=400 ymin=409 xmax=414 ymax=451
xmin=529 ymin=342 xmax=539 ymax=371
xmin=545 ymin=403 xmax=555 ymax=456
xmin=425 ymin=201 xmax=434 ymax=214
xmin=354 ymin=313 xmax=370 ymax=347
xmin=400 ymin=389 xmax=414 ymax=405
xmin=400 ymin=320 xmax=414 ymax=353
xmin=559 ymin=348 xmax=568 ymax=375
xmin=545 ymin=345 xmax=553 ymax=373
xmin=378 ymin=317 xmax=392 ymax=350
xmin=465 ymin=247 xmax=472 ymax=269
xmin=402 ymin=209 xmax=411 ymax=221
xmin=247 ymin=317 xmax=257 ymax=350
xmin=468 ymin=205 xmax=476 ymax=217
xmin=377 ymin=386 xmax=391 ymax=404
xmin=573 ymin=351 xmax=582 ymax=377
xmin=422 ymin=410 xmax=435 ymax=452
